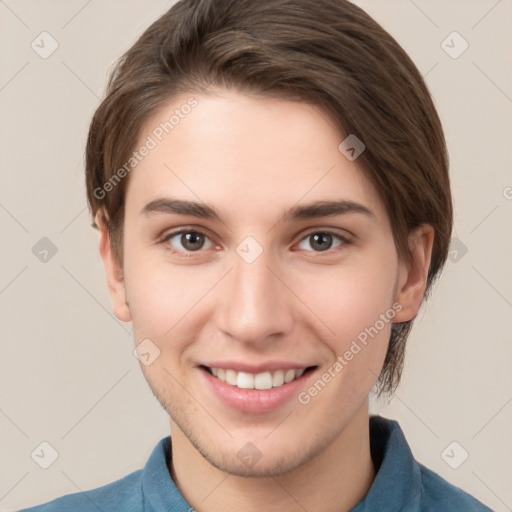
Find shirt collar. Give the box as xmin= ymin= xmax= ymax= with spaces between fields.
xmin=142 ymin=435 xmax=191 ymax=511
xmin=350 ymin=415 xmax=422 ymax=511
xmin=141 ymin=415 xmax=421 ymax=512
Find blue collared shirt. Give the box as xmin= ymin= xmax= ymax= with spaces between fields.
xmin=18 ymin=415 xmax=493 ymax=511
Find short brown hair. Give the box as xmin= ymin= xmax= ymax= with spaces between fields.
xmin=85 ymin=0 xmax=452 ymax=395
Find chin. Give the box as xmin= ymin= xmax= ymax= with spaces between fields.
xmin=200 ymin=446 xmax=310 ymax=478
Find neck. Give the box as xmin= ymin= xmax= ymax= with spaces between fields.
xmin=169 ymin=403 xmax=375 ymax=512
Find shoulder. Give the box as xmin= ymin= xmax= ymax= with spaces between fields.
xmin=417 ymin=463 xmax=493 ymax=512
xmin=364 ymin=416 xmax=493 ymax=512
xmin=16 ymin=469 xmax=143 ymax=512
xmin=17 ymin=436 xmax=174 ymax=512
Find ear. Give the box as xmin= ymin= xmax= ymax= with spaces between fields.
xmin=95 ymin=209 xmax=132 ymax=323
xmin=393 ymin=224 xmax=434 ymax=323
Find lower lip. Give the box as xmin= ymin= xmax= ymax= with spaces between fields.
xmin=200 ymin=367 xmax=315 ymax=414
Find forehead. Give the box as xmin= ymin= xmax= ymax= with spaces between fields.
xmin=126 ymin=89 xmax=386 ymax=223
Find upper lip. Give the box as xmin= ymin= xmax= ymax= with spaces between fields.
xmin=200 ymin=361 xmax=316 ymax=373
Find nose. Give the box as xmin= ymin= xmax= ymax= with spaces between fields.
xmin=215 ymin=247 xmax=295 ymax=347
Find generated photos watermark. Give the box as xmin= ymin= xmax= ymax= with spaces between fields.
xmin=297 ymin=301 xmax=403 ymax=405
xmin=93 ymin=96 xmax=198 ymax=200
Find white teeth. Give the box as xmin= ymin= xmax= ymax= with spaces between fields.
xmin=209 ymin=367 xmax=308 ymax=389
xmin=254 ymin=371 xmax=272 ymax=390
xmin=272 ymin=370 xmax=284 ymax=387
xmin=225 ymin=369 xmax=237 ymax=386
xmin=284 ymin=369 xmax=295 ymax=383
xmin=236 ymin=371 xmax=254 ymax=389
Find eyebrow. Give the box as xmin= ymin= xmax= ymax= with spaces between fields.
xmin=141 ymin=198 xmax=374 ymax=223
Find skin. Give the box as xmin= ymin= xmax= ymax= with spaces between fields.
xmin=96 ymin=88 xmax=433 ymax=512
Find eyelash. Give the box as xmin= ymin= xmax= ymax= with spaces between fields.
xmin=159 ymin=228 xmax=352 ymax=258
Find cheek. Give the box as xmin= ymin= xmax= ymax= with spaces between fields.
xmin=304 ymin=258 xmax=398 ymax=336
xmin=124 ymin=252 xmax=214 ymax=344
xmin=295 ymin=256 xmax=399 ymax=392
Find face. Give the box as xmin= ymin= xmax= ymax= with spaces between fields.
xmin=98 ymin=88 xmax=431 ymax=477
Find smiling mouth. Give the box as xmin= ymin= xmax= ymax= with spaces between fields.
xmin=201 ymin=365 xmax=317 ymax=390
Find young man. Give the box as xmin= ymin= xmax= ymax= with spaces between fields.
xmin=20 ymin=0 xmax=492 ymax=510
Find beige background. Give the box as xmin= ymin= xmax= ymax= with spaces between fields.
xmin=1 ymin=1 xmax=511 ymax=510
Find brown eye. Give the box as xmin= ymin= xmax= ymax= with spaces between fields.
xmin=310 ymin=233 xmax=333 ymax=251
xmin=179 ymin=232 xmax=205 ymax=251
xmin=162 ymin=229 xmax=213 ymax=255
xmin=298 ymin=231 xmax=348 ymax=253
